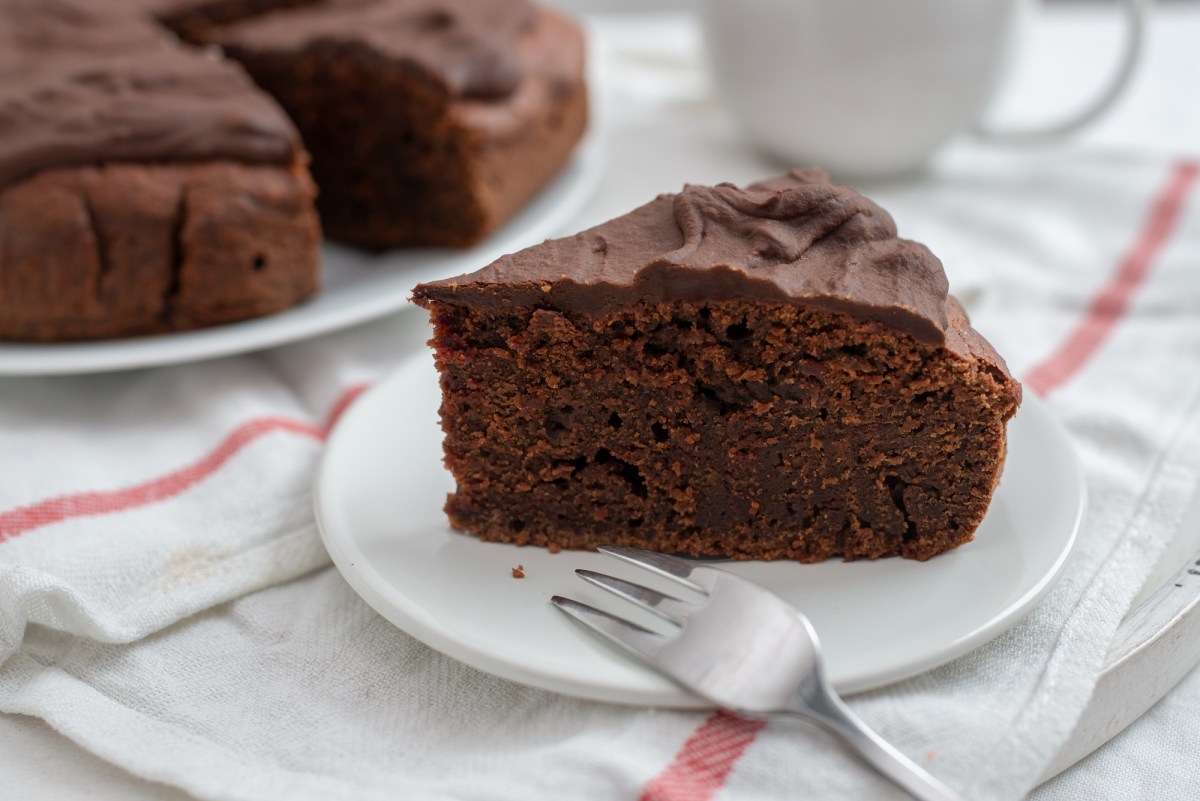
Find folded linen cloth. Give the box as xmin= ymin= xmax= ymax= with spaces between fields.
xmin=2 ymin=151 xmax=1200 ymax=801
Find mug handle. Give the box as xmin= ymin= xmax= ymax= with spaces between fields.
xmin=974 ymin=0 xmax=1148 ymax=142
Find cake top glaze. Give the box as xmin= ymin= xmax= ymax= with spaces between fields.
xmin=0 ymin=0 xmax=301 ymax=189
xmin=415 ymin=169 xmax=959 ymax=347
xmin=0 ymin=0 xmax=534 ymax=189
xmin=208 ymin=0 xmax=534 ymax=101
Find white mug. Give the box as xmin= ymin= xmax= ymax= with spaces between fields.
xmin=700 ymin=0 xmax=1147 ymax=178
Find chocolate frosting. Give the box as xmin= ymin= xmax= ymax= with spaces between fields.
xmin=0 ymin=0 xmax=533 ymax=190
xmin=415 ymin=169 xmax=955 ymax=346
xmin=209 ymin=0 xmax=535 ymax=101
xmin=0 ymin=0 xmax=301 ymax=189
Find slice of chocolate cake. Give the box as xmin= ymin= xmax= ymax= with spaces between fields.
xmin=413 ymin=169 xmax=1021 ymax=562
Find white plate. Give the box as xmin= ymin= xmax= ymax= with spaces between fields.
xmin=315 ymin=348 xmax=1086 ymax=705
xmin=0 ymin=134 xmax=602 ymax=376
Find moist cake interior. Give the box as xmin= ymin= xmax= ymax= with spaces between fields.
xmin=428 ymin=296 xmax=1015 ymax=562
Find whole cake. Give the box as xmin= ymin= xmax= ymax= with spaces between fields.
xmin=413 ymin=169 xmax=1022 ymax=562
xmin=0 ymin=0 xmax=586 ymax=341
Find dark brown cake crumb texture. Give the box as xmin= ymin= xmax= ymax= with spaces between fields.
xmin=428 ymin=300 xmax=1020 ymax=563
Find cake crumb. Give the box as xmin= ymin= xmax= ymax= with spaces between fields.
xmin=511 ymin=565 xmax=525 ymax=579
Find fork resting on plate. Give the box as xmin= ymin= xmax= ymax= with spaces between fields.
xmin=552 ymin=546 xmax=963 ymax=801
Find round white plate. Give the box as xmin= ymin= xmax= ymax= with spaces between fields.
xmin=0 ymin=135 xmax=602 ymax=376
xmin=315 ymin=348 xmax=1086 ymax=705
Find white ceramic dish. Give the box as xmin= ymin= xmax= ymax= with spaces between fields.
xmin=315 ymin=348 xmax=1086 ymax=706
xmin=0 ymin=135 xmax=602 ymax=376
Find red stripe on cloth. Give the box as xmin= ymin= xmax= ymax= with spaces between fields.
xmin=640 ymin=712 xmax=767 ymax=801
xmin=1025 ymin=159 xmax=1200 ymax=396
xmin=0 ymin=383 xmax=369 ymax=542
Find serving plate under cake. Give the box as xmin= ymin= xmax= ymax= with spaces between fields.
xmin=314 ymin=346 xmax=1086 ymax=705
xmin=0 ymin=134 xmax=602 ymax=376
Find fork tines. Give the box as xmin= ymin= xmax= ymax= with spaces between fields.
xmin=574 ymin=569 xmax=691 ymax=623
xmin=550 ymin=546 xmax=710 ymax=662
xmin=595 ymin=545 xmax=709 ymax=592
xmin=549 ymin=595 xmax=669 ymax=658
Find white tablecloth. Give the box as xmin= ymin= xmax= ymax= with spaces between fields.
xmin=3 ymin=4 xmax=1200 ymax=799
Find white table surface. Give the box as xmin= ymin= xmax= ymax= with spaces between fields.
xmin=6 ymin=3 xmax=1200 ymax=798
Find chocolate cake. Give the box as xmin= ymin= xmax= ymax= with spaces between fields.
xmin=0 ymin=0 xmax=320 ymax=341
xmin=413 ymin=169 xmax=1022 ymax=562
xmin=173 ymin=0 xmax=588 ymax=249
xmin=0 ymin=0 xmax=586 ymax=341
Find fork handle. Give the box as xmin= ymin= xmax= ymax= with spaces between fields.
xmin=783 ymin=679 xmax=964 ymax=801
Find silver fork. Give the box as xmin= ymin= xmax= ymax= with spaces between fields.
xmin=551 ymin=546 xmax=963 ymax=801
